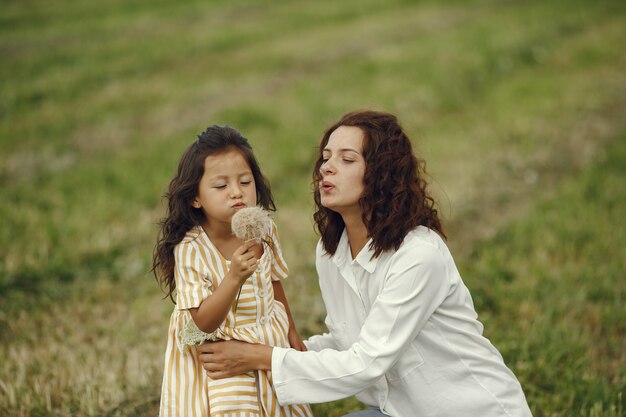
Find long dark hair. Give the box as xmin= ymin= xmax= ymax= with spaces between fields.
xmin=152 ymin=125 xmax=275 ymax=302
xmin=313 ymin=110 xmax=444 ymax=258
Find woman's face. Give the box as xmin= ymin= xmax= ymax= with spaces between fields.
xmin=318 ymin=125 xmax=366 ymax=217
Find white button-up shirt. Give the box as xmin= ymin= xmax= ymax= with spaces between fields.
xmin=272 ymin=226 xmax=532 ymax=417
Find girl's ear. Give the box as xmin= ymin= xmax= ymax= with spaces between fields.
xmin=192 ymin=197 xmax=201 ymax=209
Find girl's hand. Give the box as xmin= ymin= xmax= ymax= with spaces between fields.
xmin=228 ymin=240 xmax=259 ymax=284
xmin=288 ymin=327 xmax=307 ymax=352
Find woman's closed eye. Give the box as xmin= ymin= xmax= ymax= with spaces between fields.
xmin=320 ymin=153 xmax=356 ymax=164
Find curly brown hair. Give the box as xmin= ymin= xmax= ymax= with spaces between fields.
xmin=152 ymin=125 xmax=275 ymax=302
xmin=313 ymin=110 xmax=445 ymax=258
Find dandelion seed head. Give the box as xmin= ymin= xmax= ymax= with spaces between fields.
xmin=231 ymin=206 xmax=271 ymax=241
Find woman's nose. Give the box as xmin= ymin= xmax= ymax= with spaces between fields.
xmin=321 ymin=159 xmax=335 ymax=175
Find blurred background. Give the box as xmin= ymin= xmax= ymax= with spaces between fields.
xmin=1 ymin=0 xmax=624 ymax=416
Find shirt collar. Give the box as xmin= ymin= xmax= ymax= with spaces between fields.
xmin=332 ymin=230 xmax=379 ymax=274
xmin=353 ymin=238 xmax=378 ymax=273
xmin=331 ymin=231 xmax=350 ymax=268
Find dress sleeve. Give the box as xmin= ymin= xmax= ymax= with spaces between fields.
xmin=272 ymin=242 xmax=451 ymax=404
xmin=174 ymin=240 xmax=213 ymax=310
xmin=268 ymin=221 xmax=289 ymax=281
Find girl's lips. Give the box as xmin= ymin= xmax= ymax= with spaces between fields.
xmin=232 ymin=203 xmax=246 ymax=209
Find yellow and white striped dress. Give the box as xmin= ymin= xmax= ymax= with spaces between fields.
xmin=159 ymin=223 xmax=313 ymax=417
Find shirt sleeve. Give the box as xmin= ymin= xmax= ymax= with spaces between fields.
xmin=272 ymin=242 xmax=451 ymax=404
xmin=268 ymin=221 xmax=289 ymax=281
xmin=303 ymin=315 xmax=340 ymax=351
xmin=174 ymin=240 xmax=213 ymax=310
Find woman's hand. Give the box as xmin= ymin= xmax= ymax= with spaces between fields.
xmin=288 ymin=327 xmax=308 ymax=352
xmin=197 ymin=340 xmax=273 ymax=379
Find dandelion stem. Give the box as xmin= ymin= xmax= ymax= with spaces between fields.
xmin=234 ymin=284 xmax=243 ymax=312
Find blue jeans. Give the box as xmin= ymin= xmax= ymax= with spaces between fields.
xmin=342 ymin=408 xmax=388 ymax=417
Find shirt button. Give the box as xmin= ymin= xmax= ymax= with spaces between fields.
xmin=257 ymin=289 xmax=267 ymax=297
xmin=259 ymin=317 xmax=267 ymax=325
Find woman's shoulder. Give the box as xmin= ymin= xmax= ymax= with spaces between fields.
xmin=405 ymin=225 xmax=446 ymax=245
xmin=395 ymin=226 xmax=451 ymax=263
xmin=315 ymin=238 xmax=324 ymax=254
xmin=376 ymin=228 xmax=454 ymax=286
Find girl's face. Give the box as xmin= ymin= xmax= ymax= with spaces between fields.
xmin=319 ymin=125 xmax=366 ymax=217
xmin=193 ymin=148 xmax=257 ymax=230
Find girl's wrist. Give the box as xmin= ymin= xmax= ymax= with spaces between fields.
xmin=223 ymin=270 xmax=244 ymax=287
xmin=288 ymin=323 xmax=300 ymax=336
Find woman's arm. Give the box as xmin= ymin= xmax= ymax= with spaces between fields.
xmin=269 ymin=243 xmax=450 ymax=404
xmin=198 ymin=242 xmax=450 ymax=404
xmin=197 ymin=340 xmax=273 ymax=378
xmin=301 ymin=319 xmax=338 ymax=352
xmin=189 ymin=240 xmax=259 ymax=333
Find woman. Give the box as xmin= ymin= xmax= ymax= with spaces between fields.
xmin=198 ymin=110 xmax=532 ymax=417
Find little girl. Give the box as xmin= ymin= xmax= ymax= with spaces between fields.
xmin=153 ymin=125 xmax=313 ymax=417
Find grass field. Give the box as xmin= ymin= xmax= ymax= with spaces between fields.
xmin=1 ymin=0 xmax=624 ymax=416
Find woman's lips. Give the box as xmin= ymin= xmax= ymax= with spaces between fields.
xmin=321 ymin=181 xmax=335 ymax=192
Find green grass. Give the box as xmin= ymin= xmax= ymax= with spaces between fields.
xmin=460 ymin=136 xmax=626 ymax=416
xmin=0 ymin=0 xmax=624 ymax=415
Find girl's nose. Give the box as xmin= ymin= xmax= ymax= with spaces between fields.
xmin=230 ymin=185 xmax=243 ymax=198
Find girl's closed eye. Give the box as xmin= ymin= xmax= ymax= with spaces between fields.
xmin=214 ymin=184 xmax=227 ymax=190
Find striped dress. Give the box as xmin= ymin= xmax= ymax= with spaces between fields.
xmin=159 ymin=223 xmax=313 ymax=417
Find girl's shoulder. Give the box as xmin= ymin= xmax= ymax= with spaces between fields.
xmin=267 ymin=219 xmax=283 ymax=244
xmin=174 ymin=226 xmax=205 ymax=253
xmin=269 ymin=219 xmax=279 ymax=236
xmin=180 ymin=226 xmax=203 ymax=242
xmin=190 ymin=225 xmax=205 ymax=237
xmin=173 ymin=227 xmax=219 ymax=272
